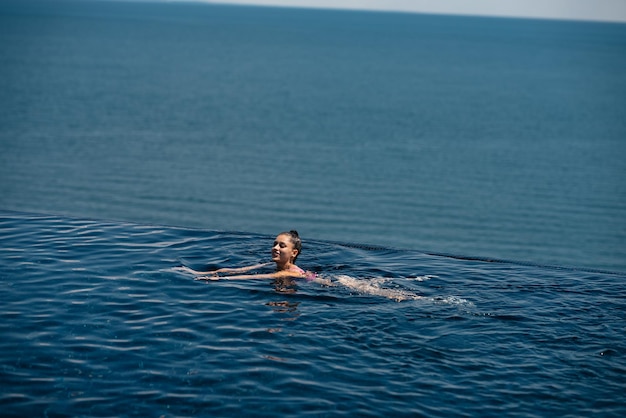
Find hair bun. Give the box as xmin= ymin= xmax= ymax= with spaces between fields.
xmin=289 ymin=230 xmax=299 ymax=237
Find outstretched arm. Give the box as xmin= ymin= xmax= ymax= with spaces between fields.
xmin=195 ymin=269 xmax=305 ymax=281
xmin=178 ymin=263 xmax=271 ymax=276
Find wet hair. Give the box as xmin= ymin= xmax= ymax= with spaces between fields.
xmin=280 ymin=230 xmax=302 ymax=262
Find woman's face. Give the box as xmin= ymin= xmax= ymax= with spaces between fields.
xmin=272 ymin=234 xmax=298 ymax=265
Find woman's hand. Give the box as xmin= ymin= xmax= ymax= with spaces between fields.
xmin=195 ymin=275 xmax=219 ymax=281
xmin=174 ymin=266 xmax=220 ymax=280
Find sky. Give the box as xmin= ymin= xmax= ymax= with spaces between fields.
xmin=193 ymin=0 xmax=626 ymax=23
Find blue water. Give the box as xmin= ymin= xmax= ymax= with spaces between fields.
xmin=1 ymin=1 xmax=626 ymax=415
xmin=1 ymin=210 xmax=625 ymax=417
xmin=1 ymin=0 xmax=625 ymax=272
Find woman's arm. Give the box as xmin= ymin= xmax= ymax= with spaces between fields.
xmin=178 ymin=263 xmax=270 ymax=276
xmin=195 ymin=269 xmax=305 ymax=281
xmin=212 ymin=263 xmax=271 ymax=275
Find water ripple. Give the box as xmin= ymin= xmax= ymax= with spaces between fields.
xmin=1 ymin=211 xmax=625 ymax=416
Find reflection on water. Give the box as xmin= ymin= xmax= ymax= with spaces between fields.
xmin=272 ymin=277 xmax=298 ymax=295
xmin=267 ymin=300 xmax=300 ymax=322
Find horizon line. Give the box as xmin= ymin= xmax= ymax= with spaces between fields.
xmin=169 ymin=0 xmax=626 ymax=24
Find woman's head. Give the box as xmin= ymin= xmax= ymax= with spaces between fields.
xmin=272 ymin=230 xmax=302 ymax=266
xmin=283 ymin=230 xmax=302 ymax=261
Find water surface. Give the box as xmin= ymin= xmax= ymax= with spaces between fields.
xmin=1 ymin=211 xmax=625 ymax=416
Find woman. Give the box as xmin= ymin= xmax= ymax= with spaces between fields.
xmin=180 ymin=230 xmax=316 ymax=281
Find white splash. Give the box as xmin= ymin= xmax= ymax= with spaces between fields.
xmin=407 ymin=275 xmax=437 ymax=282
xmin=429 ymin=295 xmax=474 ymax=306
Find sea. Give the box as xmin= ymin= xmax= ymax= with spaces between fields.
xmin=1 ymin=0 xmax=625 ymax=416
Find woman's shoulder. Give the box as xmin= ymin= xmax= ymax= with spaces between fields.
xmin=289 ymin=264 xmax=305 ymax=274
